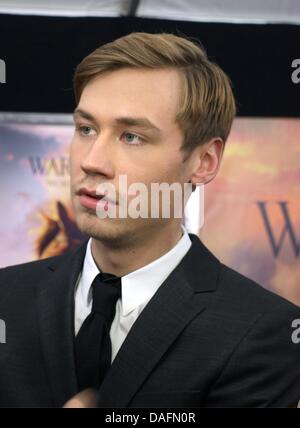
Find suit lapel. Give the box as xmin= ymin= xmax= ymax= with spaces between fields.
xmin=36 ymin=240 xmax=88 ymax=407
xmin=97 ymin=234 xmax=221 ymax=407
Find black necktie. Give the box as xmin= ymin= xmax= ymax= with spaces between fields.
xmin=75 ymin=272 xmax=122 ymax=391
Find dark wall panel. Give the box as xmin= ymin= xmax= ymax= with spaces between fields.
xmin=0 ymin=14 xmax=299 ymax=116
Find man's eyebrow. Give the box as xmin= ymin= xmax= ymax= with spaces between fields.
xmin=114 ymin=117 xmax=162 ymax=134
xmin=73 ymin=109 xmax=97 ymax=123
xmin=73 ymin=109 xmax=162 ymax=134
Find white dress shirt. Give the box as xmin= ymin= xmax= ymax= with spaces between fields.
xmin=74 ymin=225 xmax=191 ymax=362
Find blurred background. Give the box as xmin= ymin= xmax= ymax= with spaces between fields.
xmin=0 ymin=0 xmax=299 ymax=306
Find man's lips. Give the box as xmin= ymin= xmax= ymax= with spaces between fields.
xmin=76 ymin=187 xmax=117 ymax=211
xmin=76 ymin=187 xmax=105 ymax=199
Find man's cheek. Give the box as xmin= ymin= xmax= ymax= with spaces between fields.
xmin=71 ymin=152 xmax=83 ymax=174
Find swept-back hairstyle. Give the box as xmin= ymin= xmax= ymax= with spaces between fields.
xmin=73 ymin=32 xmax=236 ymax=155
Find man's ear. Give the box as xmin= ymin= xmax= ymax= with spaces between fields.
xmin=190 ymin=138 xmax=224 ymax=187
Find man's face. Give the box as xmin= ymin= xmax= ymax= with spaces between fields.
xmin=70 ymin=67 xmax=195 ymax=245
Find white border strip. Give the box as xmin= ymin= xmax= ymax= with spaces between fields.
xmin=0 ymin=9 xmax=119 ymax=17
xmin=0 ymin=111 xmax=73 ymax=124
xmin=0 ymin=9 xmax=299 ymax=25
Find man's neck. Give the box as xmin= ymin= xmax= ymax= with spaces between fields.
xmin=90 ymin=223 xmax=184 ymax=277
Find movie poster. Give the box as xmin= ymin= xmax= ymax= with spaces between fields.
xmin=202 ymin=118 xmax=300 ymax=306
xmin=0 ymin=115 xmax=299 ymax=306
xmin=0 ymin=117 xmax=85 ymax=265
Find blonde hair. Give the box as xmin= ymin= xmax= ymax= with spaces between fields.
xmin=73 ymin=32 xmax=236 ymax=156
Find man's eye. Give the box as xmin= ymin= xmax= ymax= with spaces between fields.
xmin=122 ymin=132 xmax=144 ymax=145
xmin=76 ymin=125 xmax=97 ymax=137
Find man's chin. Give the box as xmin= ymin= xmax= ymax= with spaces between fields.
xmin=74 ymin=212 xmax=130 ymax=244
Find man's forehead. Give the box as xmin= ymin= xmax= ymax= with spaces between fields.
xmin=78 ymin=68 xmax=181 ymax=129
xmin=88 ymin=66 xmax=181 ymax=83
xmin=83 ymin=67 xmax=181 ymax=104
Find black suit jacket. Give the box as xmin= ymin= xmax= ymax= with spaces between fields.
xmin=0 ymin=234 xmax=299 ymax=407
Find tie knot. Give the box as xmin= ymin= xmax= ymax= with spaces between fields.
xmin=91 ymin=272 xmax=122 ymax=322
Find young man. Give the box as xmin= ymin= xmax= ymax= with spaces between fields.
xmin=0 ymin=32 xmax=299 ymax=408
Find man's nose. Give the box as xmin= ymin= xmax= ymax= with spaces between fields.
xmin=80 ymin=134 xmax=115 ymax=178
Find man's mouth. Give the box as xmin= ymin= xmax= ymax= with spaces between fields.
xmin=77 ymin=187 xmax=105 ymax=199
xmin=76 ymin=187 xmax=116 ymax=211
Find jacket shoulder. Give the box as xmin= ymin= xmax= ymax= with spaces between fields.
xmin=218 ymin=262 xmax=300 ymax=315
xmin=0 ymin=246 xmax=82 ymax=286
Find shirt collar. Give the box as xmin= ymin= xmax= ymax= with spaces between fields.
xmin=80 ymin=238 xmax=101 ymax=305
xmin=80 ymin=225 xmax=191 ymax=316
